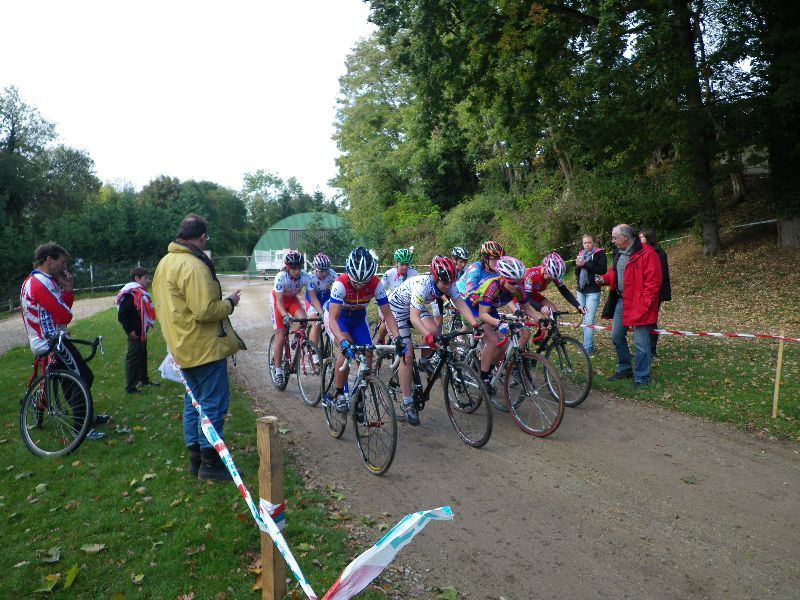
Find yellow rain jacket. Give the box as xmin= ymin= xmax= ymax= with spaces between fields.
xmin=152 ymin=242 xmax=245 ymax=368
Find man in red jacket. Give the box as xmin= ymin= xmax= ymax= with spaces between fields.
xmin=598 ymin=224 xmax=663 ymax=387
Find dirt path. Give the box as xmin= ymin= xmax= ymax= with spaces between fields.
xmin=227 ymin=278 xmax=799 ymax=600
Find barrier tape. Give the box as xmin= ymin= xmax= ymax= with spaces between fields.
xmin=558 ymin=321 xmax=800 ymax=343
xmin=170 ymin=356 xmax=453 ymax=599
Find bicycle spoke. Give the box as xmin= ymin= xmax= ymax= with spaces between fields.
xmin=505 ymin=353 xmax=564 ymax=437
xmin=354 ymin=380 xmax=397 ymax=475
xmin=444 ymin=361 xmax=493 ymax=448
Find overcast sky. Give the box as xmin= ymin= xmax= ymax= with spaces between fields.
xmin=3 ymin=1 xmax=375 ymax=198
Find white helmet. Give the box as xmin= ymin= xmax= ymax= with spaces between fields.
xmin=542 ymin=252 xmax=567 ymax=280
xmin=345 ymin=247 xmax=377 ymax=284
xmin=496 ymin=256 xmax=525 ymax=283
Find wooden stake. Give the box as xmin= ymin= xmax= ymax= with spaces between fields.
xmin=257 ymin=416 xmax=286 ymax=600
xmin=772 ymin=330 xmax=785 ymax=419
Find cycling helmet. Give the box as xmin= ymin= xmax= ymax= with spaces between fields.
xmin=393 ymin=248 xmax=413 ymax=265
xmin=496 ymin=256 xmax=525 ymax=283
xmin=542 ymin=252 xmax=567 ymax=280
xmin=345 ymin=246 xmax=377 ymax=283
xmin=451 ymin=246 xmax=469 ymax=260
xmin=312 ymin=252 xmax=331 ymax=271
xmin=284 ymin=251 xmax=303 ymax=268
xmin=430 ymin=255 xmax=457 ymax=284
xmin=479 ymin=240 xmax=505 ymax=258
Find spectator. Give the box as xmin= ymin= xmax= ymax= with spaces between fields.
xmin=116 ymin=267 xmax=157 ymax=394
xmin=598 ymin=224 xmax=662 ymax=387
xmin=152 ymin=214 xmax=246 ymax=481
xmin=639 ymin=228 xmax=672 ymax=357
xmin=20 ymin=242 xmax=110 ymax=440
xmin=574 ymin=234 xmax=607 ymax=355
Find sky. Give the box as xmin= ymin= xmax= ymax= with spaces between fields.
xmin=3 ymin=1 xmax=375 ymax=198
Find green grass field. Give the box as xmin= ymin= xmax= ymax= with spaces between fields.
xmin=0 ymin=309 xmax=388 ymax=599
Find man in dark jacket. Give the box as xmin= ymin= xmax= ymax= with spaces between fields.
xmin=116 ymin=267 xmax=157 ymax=393
xmin=598 ymin=224 xmax=663 ymax=386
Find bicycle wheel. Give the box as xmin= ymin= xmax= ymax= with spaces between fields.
xmin=544 ymin=336 xmax=593 ymax=407
xmin=296 ymin=340 xmax=323 ymax=406
xmin=20 ymin=370 xmax=94 ymax=457
xmin=321 ymin=361 xmax=346 ymax=438
xmin=374 ymin=350 xmax=404 ymax=420
xmin=267 ymin=333 xmax=289 ymax=391
xmin=353 ymin=378 xmax=397 ymax=475
xmin=443 ymin=361 xmax=493 ymax=448
xmin=504 ymin=352 xmax=564 ymax=437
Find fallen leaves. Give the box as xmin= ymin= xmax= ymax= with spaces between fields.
xmin=80 ymin=543 xmax=106 ymax=554
xmin=41 ymin=546 xmax=61 ymax=563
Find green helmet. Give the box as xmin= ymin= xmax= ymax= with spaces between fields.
xmin=393 ymin=248 xmax=413 ymax=265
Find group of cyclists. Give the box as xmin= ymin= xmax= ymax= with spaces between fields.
xmin=269 ymin=241 xmax=587 ymax=426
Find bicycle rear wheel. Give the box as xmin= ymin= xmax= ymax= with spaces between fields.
xmin=267 ymin=333 xmax=289 ymax=391
xmin=504 ymin=352 xmax=564 ymax=437
xmin=296 ymin=340 xmax=323 ymax=406
xmin=443 ymin=361 xmax=493 ymax=448
xmin=353 ymin=378 xmax=397 ymax=475
xmin=545 ymin=336 xmax=593 ymax=407
xmin=20 ymin=370 xmax=94 ymax=457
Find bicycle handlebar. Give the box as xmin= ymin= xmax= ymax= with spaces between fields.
xmin=51 ymin=332 xmax=104 ymax=361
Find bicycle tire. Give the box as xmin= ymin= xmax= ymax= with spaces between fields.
xmin=374 ymin=350 xmax=404 ymax=420
xmin=544 ymin=336 xmax=593 ymax=407
xmin=20 ymin=370 xmax=94 ymax=457
xmin=267 ymin=333 xmax=289 ymax=391
xmin=443 ymin=361 xmax=493 ymax=448
xmin=321 ymin=360 xmax=346 ymax=438
xmin=296 ymin=340 xmax=324 ymax=406
xmin=353 ymin=378 xmax=397 ymax=475
xmin=465 ymin=348 xmax=508 ymax=413
xmin=504 ymin=352 xmax=564 ymax=437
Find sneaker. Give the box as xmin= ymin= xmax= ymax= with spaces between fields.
xmin=607 ymin=372 xmax=633 ymax=382
xmin=93 ymin=413 xmax=111 ymax=425
xmin=402 ymin=403 xmax=420 ymax=426
xmin=419 ymin=358 xmax=434 ymax=375
xmin=273 ymin=372 xmax=284 ymax=387
xmin=335 ymin=394 xmax=349 ymax=413
xmin=482 ymin=379 xmax=495 ymax=396
xmin=633 ymin=380 xmax=649 ymax=388
xmin=85 ymin=429 xmax=106 ymax=441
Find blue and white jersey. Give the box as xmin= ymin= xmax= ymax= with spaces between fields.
xmin=380 ymin=266 xmax=419 ymax=294
xmin=306 ymin=268 xmax=337 ymax=304
xmin=388 ymin=274 xmax=460 ymax=318
xmin=274 ymin=270 xmax=314 ymax=297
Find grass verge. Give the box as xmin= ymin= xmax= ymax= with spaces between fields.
xmin=1 ymin=309 xmax=389 ymax=599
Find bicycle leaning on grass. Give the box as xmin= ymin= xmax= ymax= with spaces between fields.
xmin=268 ymin=316 xmax=325 ymax=405
xmin=20 ymin=331 xmax=104 ymax=457
xmin=321 ymin=343 xmax=397 ymax=475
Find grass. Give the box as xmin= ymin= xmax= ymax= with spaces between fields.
xmin=0 ymin=309 xmax=389 ymax=599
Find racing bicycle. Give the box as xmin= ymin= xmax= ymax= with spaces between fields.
xmin=268 ymin=316 xmax=324 ymax=405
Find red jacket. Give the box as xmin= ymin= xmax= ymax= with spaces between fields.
xmin=600 ymin=241 xmax=662 ymax=326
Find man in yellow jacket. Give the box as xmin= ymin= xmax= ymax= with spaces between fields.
xmin=152 ymin=214 xmax=246 ymax=480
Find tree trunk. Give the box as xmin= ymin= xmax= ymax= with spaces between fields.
xmin=778 ymin=217 xmax=800 ymax=248
xmin=673 ymin=0 xmax=723 ymax=256
xmin=730 ymin=170 xmax=745 ymax=204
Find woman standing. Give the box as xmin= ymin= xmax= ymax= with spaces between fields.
xmin=574 ymin=234 xmax=607 ymax=355
xmin=638 ymin=228 xmax=672 ymax=357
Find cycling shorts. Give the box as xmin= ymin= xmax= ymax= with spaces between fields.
xmin=324 ymin=306 xmax=371 ymax=346
xmin=468 ymin=303 xmax=499 ymax=320
xmin=270 ymin=291 xmax=303 ymax=330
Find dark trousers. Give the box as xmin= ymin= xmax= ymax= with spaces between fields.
xmin=125 ymin=337 xmax=149 ymax=391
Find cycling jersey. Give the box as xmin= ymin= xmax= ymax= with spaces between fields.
xmin=20 ymin=270 xmax=74 ymax=356
xmin=274 ymin=269 xmax=315 ymax=297
xmin=389 ymin=274 xmax=460 ymax=317
xmin=329 ymin=274 xmax=388 ymax=311
xmin=466 ymin=276 xmax=528 ymax=310
xmin=456 ymin=261 xmax=496 ymax=296
xmin=380 ymin=267 xmax=418 ymax=293
xmin=523 ymin=266 xmax=581 ymax=309
xmin=305 ymin=268 xmax=337 ymax=305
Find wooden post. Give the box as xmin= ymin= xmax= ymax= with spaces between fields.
xmin=257 ymin=416 xmax=286 ymax=600
xmin=771 ymin=330 xmax=786 ymax=419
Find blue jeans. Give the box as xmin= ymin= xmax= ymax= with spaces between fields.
xmin=576 ymin=291 xmax=600 ymax=353
xmin=611 ymin=299 xmax=653 ymax=384
xmin=181 ymin=359 xmax=230 ymax=449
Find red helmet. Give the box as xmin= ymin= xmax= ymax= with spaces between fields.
xmin=430 ymin=255 xmax=457 ymax=284
xmin=284 ymin=251 xmax=303 ymax=268
xmin=480 ymin=240 xmax=505 ymax=259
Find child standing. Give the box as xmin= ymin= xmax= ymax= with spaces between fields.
xmin=116 ymin=267 xmax=157 ymax=393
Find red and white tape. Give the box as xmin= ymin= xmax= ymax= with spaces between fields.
xmin=558 ymin=322 xmax=800 ymax=344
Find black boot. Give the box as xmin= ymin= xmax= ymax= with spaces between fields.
xmin=187 ymin=443 xmax=201 ymax=477
xmin=198 ymin=448 xmax=231 ymax=481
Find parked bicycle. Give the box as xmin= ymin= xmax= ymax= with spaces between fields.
xmin=268 ymin=316 xmax=324 ymax=406
xmin=321 ymin=344 xmax=398 ymax=475
xmin=20 ymin=331 xmax=103 ymax=457
xmin=375 ymin=328 xmax=493 ymax=448
xmin=530 ymin=310 xmax=593 ymax=407
xmin=465 ymin=314 xmax=565 ymax=437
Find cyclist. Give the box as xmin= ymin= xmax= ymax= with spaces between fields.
xmin=270 ymin=251 xmax=323 ymax=387
xmin=20 ymin=242 xmax=109 ymax=440
xmin=464 ymin=256 xmax=542 ymax=392
xmin=451 ymin=246 xmax=469 ymax=279
xmin=522 ymin=252 xmax=585 ymax=316
xmin=387 ymin=256 xmax=481 ymax=425
xmin=376 ymin=247 xmax=418 ymax=343
xmin=325 ymin=247 xmax=406 ymax=413
xmin=456 ymin=240 xmax=505 ymax=298
xmin=305 ymin=252 xmax=337 ymax=358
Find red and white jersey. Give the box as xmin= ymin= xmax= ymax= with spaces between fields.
xmin=273 ymin=269 xmax=315 ymax=297
xmin=329 ymin=274 xmax=388 ymax=310
xmin=522 ymin=266 xmax=558 ymax=304
xmin=20 ymin=271 xmax=74 ymax=355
